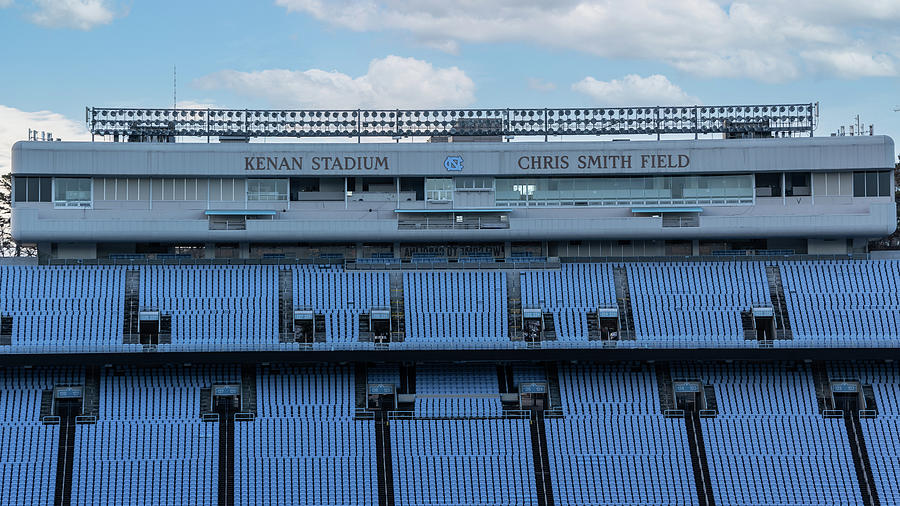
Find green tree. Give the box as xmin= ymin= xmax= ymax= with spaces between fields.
xmin=0 ymin=173 xmax=36 ymax=257
xmin=0 ymin=173 xmax=12 ymax=255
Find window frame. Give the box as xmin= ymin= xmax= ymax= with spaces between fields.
xmin=247 ymin=178 xmax=289 ymax=201
xmin=13 ymin=176 xmax=52 ymax=203
xmin=52 ymin=177 xmax=93 ymax=208
xmin=425 ymin=178 xmax=454 ymax=202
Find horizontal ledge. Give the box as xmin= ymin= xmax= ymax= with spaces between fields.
xmin=394 ymin=208 xmax=513 ymax=214
xmin=204 ymin=210 xmax=278 ymax=216
xmin=631 ymin=207 xmax=703 ymax=213
xmin=2 ymin=347 xmax=900 ymax=367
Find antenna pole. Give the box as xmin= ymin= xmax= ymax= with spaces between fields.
xmin=173 ymin=65 xmax=177 ymax=109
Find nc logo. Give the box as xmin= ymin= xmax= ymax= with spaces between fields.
xmin=444 ymin=155 xmax=464 ymax=171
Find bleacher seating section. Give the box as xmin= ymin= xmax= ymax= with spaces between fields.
xmin=547 ymin=364 xmax=697 ymax=504
xmin=0 ymin=368 xmax=76 ymax=506
xmin=627 ymin=262 xmax=770 ymax=346
xmin=829 ymin=362 xmax=900 ymax=505
xmin=782 ymin=261 xmax=900 ymax=345
xmin=677 ymin=364 xmax=862 ymax=504
xmin=391 ymin=418 xmax=537 ymax=505
xmin=520 ymin=263 xmax=616 ymax=341
xmin=140 ymin=266 xmax=278 ymax=348
xmin=293 ymin=267 xmax=390 ymax=342
xmin=0 ymin=266 xmax=123 ymax=349
xmin=403 ymin=271 xmax=507 ymax=345
xmin=414 ymin=364 xmax=503 ymax=417
xmin=391 ymin=364 xmax=535 ymax=505
xmin=0 ymin=260 xmax=899 ymax=352
xmin=72 ymin=366 xmax=229 ymax=505
xmin=0 ymin=361 xmax=899 ymax=504
xmin=236 ymin=365 xmax=376 ymax=505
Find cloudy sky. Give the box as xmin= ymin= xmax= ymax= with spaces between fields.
xmin=1 ymin=0 xmax=899 ymax=172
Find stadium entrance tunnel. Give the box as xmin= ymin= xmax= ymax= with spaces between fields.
xmin=522 ymin=307 xmax=570 ymax=344
xmin=52 ymin=387 xmax=84 ymax=506
xmin=596 ymin=307 xmax=622 ymax=341
xmin=367 ymin=382 xmax=397 ymax=411
xmin=138 ymin=310 xmax=160 ymax=345
xmin=834 ymin=391 xmax=861 ymax=412
xmin=292 ymin=309 xmax=315 ymax=343
xmin=522 ymin=307 xmax=543 ymax=343
xmin=826 ymin=380 xmax=882 ymax=505
xmin=742 ymin=306 xmax=778 ymax=342
xmin=829 ymin=381 xmax=874 ymax=415
xmin=369 ymin=308 xmax=392 ymax=343
xmin=519 ymin=382 xmax=549 ymax=411
xmin=137 ymin=310 xmax=171 ymax=346
xmin=212 ymin=385 xmax=240 ymax=506
xmin=0 ymin=315 xmax=12 ymax=345
xmin=752 ymin=306 xmax=777 ymax=341
xmin=673 ymin=381 xmax=718 ymax=417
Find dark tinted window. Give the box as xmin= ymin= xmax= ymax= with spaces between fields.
xmin=39 ymin=177 xmax=52 ymax=202
xmin=853 ymin=172 xmax=865 ymax=197
xmin=878 ymin=171 xmax=891 ymax=197
xmin=866 ymin=172 xmax=878 ymax=197
xmin=26 ymin=178 xmax=39 ymax=201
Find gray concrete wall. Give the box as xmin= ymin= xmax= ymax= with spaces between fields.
xmin=10 ymin=136 xmax=897 ymax=246
xmin=11 ymin=200 xmax=896 ymax=243
xmin=12 ymin=135 xmax=895 ymax=177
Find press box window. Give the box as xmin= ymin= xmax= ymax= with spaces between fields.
xmin=14 ymin=177 xmax=52 ymax=202
xmin=247 ymin=179 xmax=288 ymax=201
xmin=290 ymin=177 xmax=320 ymax=200
xmin=209 ymin=178 xmax=244 ymax=201
xmin=784 ymin=172 xmax=811 ymax=197
xmin=754 ymin=173 xmax=781 ymax=197
xmin=425 ymin=178 xmax=453 ymax=202
xmin=456 ymin=176 xmax=492 ymax=190
xmin=98 ymin=178 xmax=152 ymax=201
xmin=853 ymin=171 xmax=892 ymax=197
xmin=53 ymin=178 xmax=92 ymax=207
xmin=361 ymin=177 xmax=394 ymax=192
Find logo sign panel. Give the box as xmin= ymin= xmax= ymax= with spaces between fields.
xmin=674 ymin=382 xmax=701 ymax=393
xmin=55 ymin=387 xmax=84 ymax=399
xmin=831 ymin=382 xmax=858 ymax=393
xmin=444 ymin=155 xmax=464 ymax=171
xmin=520 ymin=382 xmax=547 ymax=394
xmin=213 ymin=385 xmax=241 ymax=397
xmin=368 ymin=384 xmax=394 ymax=394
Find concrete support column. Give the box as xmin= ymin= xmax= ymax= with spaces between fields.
xmin=204 ymin=243 xmax=216 ymax=259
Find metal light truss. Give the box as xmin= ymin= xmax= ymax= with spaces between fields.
xmin=86 ymin=103 xmax=815 ymax=139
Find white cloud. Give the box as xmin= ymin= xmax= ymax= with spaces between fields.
xmin=801 ymin=49 xmax=898 ymax=78
xmin=193 ymin=55 xmax=475 ymax=108
xmin=528 ymin=78 xmax=557 ymax=92
xmin=276 ymin=0 xmax=900 ymax=81
xmin=26 ymin=0 xmax=120 ymax=30
xmin=0 ymin=105 xmax=90 ymax=174
xmin=0 ymin=0 xmax=14 ymax=8
xmin=572 ymin=74 xmax=698 ymax=106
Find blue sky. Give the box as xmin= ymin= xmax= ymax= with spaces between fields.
xmin=1 ymin=0 xmax=899 ymax=170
